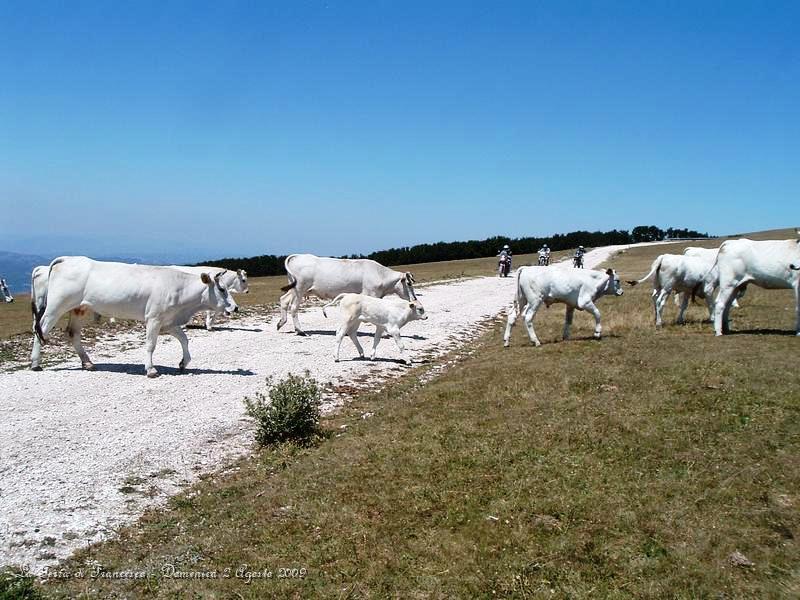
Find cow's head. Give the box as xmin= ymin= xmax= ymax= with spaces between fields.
xmin=395 ymin=272 xmax=418 ymax=301
xmin=604 ymin=268 xmax=624 ymax=297
xmin=232 ymin=269 xmax=249 ymax=294
xmin=201 ymin=271 xmax=239 ymax=315
xmin=407 ymin=301 xmax=428 ymax=322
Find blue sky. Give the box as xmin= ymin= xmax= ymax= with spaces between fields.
xmin=1 ymin=1 xmax=797 ymax=262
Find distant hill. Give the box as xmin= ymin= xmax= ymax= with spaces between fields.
xmin=196 ymin=225 xmax=711 ymax=277
xmin=0 ymin=251 xmax=49 ymax=294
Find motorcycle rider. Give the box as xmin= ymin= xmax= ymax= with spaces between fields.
xmin=538 ymin=244 xmax=551 ymax=265
xmin=573 ymin=245 xmax=585 ymax=268
xmin=497 ymin=244 xmax=513 ymax=277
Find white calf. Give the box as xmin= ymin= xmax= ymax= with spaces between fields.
xmin=503 ymin=267 xmax=623 ymax=347
xmin=322 ymin=293 xmax=428 ymax=363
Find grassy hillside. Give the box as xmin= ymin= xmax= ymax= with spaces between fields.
xmin=35 ymin=235 xmax=800 ymax=598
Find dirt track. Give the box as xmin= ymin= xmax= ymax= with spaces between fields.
xmin=0 ymin=243 xmax=669 ymax=570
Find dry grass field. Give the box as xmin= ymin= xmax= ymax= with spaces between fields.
xmin=30 ymin=232 xmax=800 ymax=598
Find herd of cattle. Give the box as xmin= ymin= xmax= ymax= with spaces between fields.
xmin=20 ymin=236 xmax=800 ymax=376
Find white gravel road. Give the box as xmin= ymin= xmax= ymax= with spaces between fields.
xmin=0 ymin=242 xmax=671 ymax=571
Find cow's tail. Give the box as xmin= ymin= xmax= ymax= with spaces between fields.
xmin=626 ymin=255 xmax=663 ymax=286
xmin=280 ymin=254 xmax=299 ymax=293
xmin=510 ymin=267 xmax=525 ymax=320
xmin=403 ymin=271 xmax=418 ymax=300
xmin=33 ymin=259 xmax=65 ymax=343
xmin=322 ymin=293 xmax=347 ymax=318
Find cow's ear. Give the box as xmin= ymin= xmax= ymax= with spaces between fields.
xmin=237 ymin=269 xmax=244 ymax=277
xmin=606 ymin=268 xmax=614 ymax=276
xmin=201 ymin=273 xmax=212 ymax=285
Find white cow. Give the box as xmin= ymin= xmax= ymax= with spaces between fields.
xmin=1 ymin=278 xmax=13 ymax=303
xmin=31 ymin=257 xmax=239 ymax=377
xmin=680 ymin=246 xmax=744 ymax=309
xmin=627 ymin=254 xmax=717 ymax=326
xmin=172 ymin=266 xmax=249 ymax=330
xmin=32 ymin=265 xmax=249 ymax=332
xmin=277 ymin=254 xmax=417 ymax=335
xmin=503 ymin=266 xmax=623 ymax=347
xmin=713 ymin=238 xmax=800 ymax=336
xmin=322 ymin=293 xmax=428 ymax=363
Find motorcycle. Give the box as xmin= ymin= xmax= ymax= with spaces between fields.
xmin=498 ymin=254 xmax=512 ymax=277
xmin=573 ymin=255 xmax=584 ymax=268
xmin=537 ymin=253 xmax=550 ymax=267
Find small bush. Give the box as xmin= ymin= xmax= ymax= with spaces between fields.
xmin=244 ymin=372 xmax=323 ymax=446
xmin=0 ymin=567 xmax=44 ymax=600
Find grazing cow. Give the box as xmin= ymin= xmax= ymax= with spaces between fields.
xmin=503 ymin=266 xmax=623 ymax=347
xmin=713 ymin=238 xmax=800 ymax=336
xmin=627 ymin=254 xmax=717 ymax=326
xmin=1 ymin=278 xmax=13 ymax=303
xmin=172 ymin=266 xmax=249 ymax=330
xmin=31 ymin=257 xmax=239 ymax=377
xmin=322 ymin=293 xmax=427 ymax=363
xmin=277 ymin=254 xmax=417 ymax=335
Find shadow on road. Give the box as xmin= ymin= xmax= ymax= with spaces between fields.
xmin=52 ymin=363 xmax=257 ymax=376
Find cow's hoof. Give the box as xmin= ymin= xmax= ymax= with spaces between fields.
xmin=503 ymin=341 xmax=510 ymax=348
xmin=82 ymin=362 xmax=95 ymax=371
xmin=296 ymin=330 xmax=308 ymax=337
xmin=593 ymin=334 xmax=602 ymax=340
xmin=31 ymin=365 xmax=42 ymax=372
xmin=146 ymin=369 xmax=159 ymax=378
xmin=178 ymin=361 xmax=187 ymax=372
xmin=334 ymin=358 xmax=340 ymax=363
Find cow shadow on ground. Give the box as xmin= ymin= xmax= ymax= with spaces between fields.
xmin=346 ymin=356 xmax=416 ymax=365
xmin=727 ymin=328 xmax=798 ymax=337
xmin=52 ymin=363 xmax=256 ymax=377
xmin=184 ymin=325 xmax=264 ymax=333
xmin=294 ymin=329 xmax=428 ymax=341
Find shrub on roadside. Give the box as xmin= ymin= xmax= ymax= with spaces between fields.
xmin=244 ymin=372 xmax=323 ymax=446
xmin=0 ymin=567 xmax=44 ymax=600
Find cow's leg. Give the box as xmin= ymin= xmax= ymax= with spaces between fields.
xmin=30 ymin=297 xmax=74 ymax=371
xmin=522 ymin=298 xmax=543 ymax=346
xmin=676 ymin=293 xmax=690 ymax=325
xmin=387 ymin=326 xmax=410 ymax=364
xmin=348 ymin=324 xmax=364 ymax=358
xmin=205 ymin=310 xmax=215 ymax=331
xmin=583 ymin=301 xmax=603 ymax=339
xmin=562 ymin=306 xmax=575 ymax=340
xmin=654 ymin=289 xmax=670 ymax=327
xmin=167 ymin=326 xmax=191 ymax=371
xmin=714 ymin=284 xmax=739 ymax=336
xmin=503 ymin=303 xmax=522 ymax=347
xmin=334 ymin=318 xmax=356 ymax=362
xmin=277 ymin=291 xmax=289 ymax=329
xmin=795 ymin=285 xmax=800 ymax=336
xmin=289 ymin=293 xmax=306 ymax=335
xmin=144 ymin=319 xmax=161 ymax=377
xmin=66 ymin=311 xmax=94 ymax=370
xmin=370 ymin=325 xmax=385 ymax=360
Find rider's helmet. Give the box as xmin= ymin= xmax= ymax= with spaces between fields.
xmin=503 ymin=244 xmax=509 ymax=250
xmin=543 ymin=244 xmax=549 ymax=249
xmin=579 ymin=245 xmax=584 ymax=250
